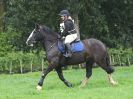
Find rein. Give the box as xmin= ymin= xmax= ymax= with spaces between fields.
xmin=45 ymin=38 xmax=59 ymax=52
xmin=47 ymin=41 xmax=57 ymax=52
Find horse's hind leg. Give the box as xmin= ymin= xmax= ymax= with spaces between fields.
xmin=80 ymin=60 xmax=94 ymax=87
xmin=56 ymin=66 xmax=72 ymax=87
xmin=97 ymin=58 xmax=118 ymax=85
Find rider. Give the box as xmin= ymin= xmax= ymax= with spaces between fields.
xmin=58 ymin=10 xmax=78 ymax=57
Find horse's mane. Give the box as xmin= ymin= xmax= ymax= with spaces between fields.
xmin=41 ymin=25 xmax=59 ymax=38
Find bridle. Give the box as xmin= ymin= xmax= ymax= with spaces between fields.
xmin=33 ymin=27 xmax=61 ymax=52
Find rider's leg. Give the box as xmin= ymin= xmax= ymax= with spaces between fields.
xmin=64 ymin=34 xmax=77 ymax=57
xmin=65 ymin=43 xmax=72 ymax=57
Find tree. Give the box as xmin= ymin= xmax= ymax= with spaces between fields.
xmin=0 ymin=1 xmax=4 ymax=31
xmin=2 ymin=0 xmax=133 ymax=51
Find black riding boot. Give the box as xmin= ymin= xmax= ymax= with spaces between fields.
xmin=65 ymin=43 xmax=72 ymax=57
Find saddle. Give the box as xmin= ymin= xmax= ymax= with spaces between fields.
xmin=58 ymin=40 xmax=85 ymax=56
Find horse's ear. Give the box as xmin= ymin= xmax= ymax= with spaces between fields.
xmin=35 ymin=23 xmax=39 ymax=30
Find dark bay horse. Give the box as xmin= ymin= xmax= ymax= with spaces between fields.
xmin=26 ymin=24 xmax=118 ymax=90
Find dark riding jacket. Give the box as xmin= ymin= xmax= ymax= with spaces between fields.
xmin=60 ymin=19 xmax=77 ymax=37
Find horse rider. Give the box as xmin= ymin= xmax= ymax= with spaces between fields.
xmin=58 ymin=10 xmax=78 ymax=57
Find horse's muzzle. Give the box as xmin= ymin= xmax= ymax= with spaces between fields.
xmin=26 ymin=40 xmax=36 ymax=47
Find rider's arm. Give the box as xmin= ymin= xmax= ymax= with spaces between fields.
xmin=62 ymin=20 xmax=73 ymax=36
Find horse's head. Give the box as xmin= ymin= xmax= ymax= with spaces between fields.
xmin=26 ymin=24 xmax=44 ymax=46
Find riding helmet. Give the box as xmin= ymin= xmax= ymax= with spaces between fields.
xmin=58 ymin=10 xmax=70 ymax=16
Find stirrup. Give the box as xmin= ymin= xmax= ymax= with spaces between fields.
xmin=64 ymin=52 xmax=72 ymax=58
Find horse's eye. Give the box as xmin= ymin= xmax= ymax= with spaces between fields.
xmin=35 ymin=30 xmax=40 ymax=34
xmin=34 ymin=31 xmax=38 ymax=34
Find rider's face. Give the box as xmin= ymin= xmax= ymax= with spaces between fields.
xmin=60 ymin=16 xmax=65 ymax=21
xmin=60 ymin=16 xmax=67 ymax=21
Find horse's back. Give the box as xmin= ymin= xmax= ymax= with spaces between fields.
xmin=84 ymin=38 xmax=106 ymax=51
xmin=82 ymin=38 xmax=107 ymax=59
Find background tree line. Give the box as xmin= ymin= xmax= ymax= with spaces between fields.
xmin=0 ymin=0 xmax=132 ymax=52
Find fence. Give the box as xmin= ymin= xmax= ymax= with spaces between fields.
xmin=0 ymin=51 xmax=48 ymax=74
xmin=109 ymin=48 xmax=133 ymax=66
xmin=0 ymin=48 xmax=133 ymax=74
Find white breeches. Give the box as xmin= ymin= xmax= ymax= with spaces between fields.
xmin=64 ymin=34 xmax=78 ymax=44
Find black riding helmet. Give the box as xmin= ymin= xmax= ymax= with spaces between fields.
xmin=58 ymin=10 xmax=70 ymax=16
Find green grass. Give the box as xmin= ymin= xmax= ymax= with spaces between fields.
xmin=0 ymin=66 xmax=133 ymax=99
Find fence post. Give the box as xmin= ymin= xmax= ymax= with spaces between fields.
xmin=30 ymin=59 xmax=33 ymax=72
xmin=127 ymin=57 xmax=130 ymax=66
xmin=19 ymin=59 xmax=23 ymax=74
xmin=9 ymin=60 xmax=12 ymax=74
xmin=112 ymin=55 xmax=115 ymax=64
xmin=118 ymin=54 xmax=121 ymax=66
xmin=109 ymin=55 xmax=112 ymax=64
xmin=78 ymin=64 xmax=81 ymax=68
xmin=41 ymin=58 xmax=44 ymax=71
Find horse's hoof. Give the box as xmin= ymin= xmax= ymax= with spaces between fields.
xmin=66 ymin=83 xmax=73 ymax=87
xmin=79 ymin=84 xmax=86 ymax=88
xmin=68 ymin=83 xmax=73 ymax=87
xmin=111 ymin=81 xmax=118 ymax=86
xmin=36 ymin=85 xmax=42 ymax=91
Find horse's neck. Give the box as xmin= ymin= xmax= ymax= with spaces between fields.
xmin=42 ymin=28 xmax=59 ymax=54
xmin=43 ymin=37 xmax=58 ymax=53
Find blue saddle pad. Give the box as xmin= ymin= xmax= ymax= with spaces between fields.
xmin=58 ymin=41 xmax=84 ymax=53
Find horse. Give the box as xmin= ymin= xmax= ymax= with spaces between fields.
xmin=26 ymin=24 xmax=118 ymax=90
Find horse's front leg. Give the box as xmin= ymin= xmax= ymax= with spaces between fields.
xmin=56 ymin=66 xmax=73 ymax=87
xmin=36 ymin=64 xmax=54 ymax=91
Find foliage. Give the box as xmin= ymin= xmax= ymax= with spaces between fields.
xmin=0 ymin=28 xmax=21 ymax=56
xmin=0 ymin=31 xmax=12 ymax=56
xmin=1 ymin=0 xmax=133 ymax=51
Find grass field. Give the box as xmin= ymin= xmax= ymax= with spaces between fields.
xmin=0 ymin=66 xmax=133 ymax=99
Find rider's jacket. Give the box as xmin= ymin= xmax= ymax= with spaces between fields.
xmin=60 ymin=19 xmax=77 ymax=37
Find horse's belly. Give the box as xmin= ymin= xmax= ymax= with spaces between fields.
xmin=66 ymin=52 xmax=86 ymax=65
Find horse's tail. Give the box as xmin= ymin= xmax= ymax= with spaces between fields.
xmin=104 ymin=51 xmax=115 ymax=74
xmin=105 ymin=52 xmax=110 ymax=66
